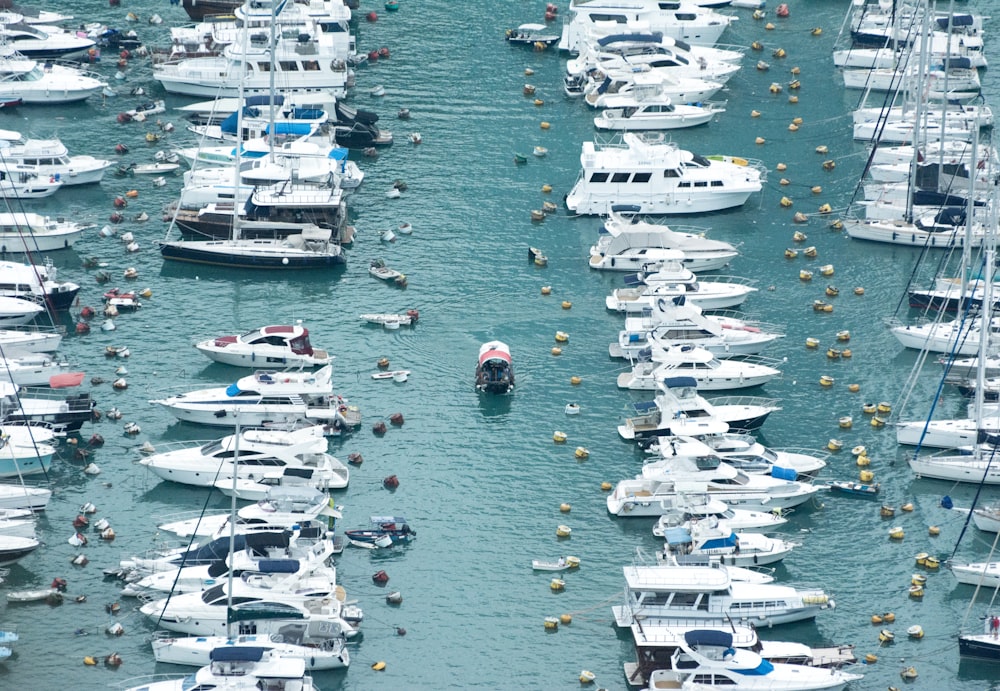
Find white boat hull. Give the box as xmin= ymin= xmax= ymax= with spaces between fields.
xmin=152 ymin=634 xmax=349 ymax=671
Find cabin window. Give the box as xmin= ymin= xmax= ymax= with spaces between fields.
xmin=711 ymin=181 xmax=724 ymax=187
xmin=257 ymin=62 xmax=270 ymax=71
xmin=611 ymin=172 xmax=631 ymax=183
xmin=675 ymin=13 xmax=696 ymax=20
xmin=689 ymin=155 xmax=711 ymax=167
xmin=589 ymin=172 xmax=609 ymax=183
xmin=678 ymin=181 xmax=691 ymax=188
xmin=694 ymin=181 xmax=708 ymax=188
xmin=279 ymin=61 xmax=299 ymax=71
xmin=633 ymin=172 xmax=652 ymax=183
xmin=303 ymin=60 xmax=320 ymax=71
xmin=589 ymin=13 xmax=626 ymax=23
xmin=664 ymin=169 xmax=679 ymax=178
xmin=671 ymin=592 xmax=700 ymax=607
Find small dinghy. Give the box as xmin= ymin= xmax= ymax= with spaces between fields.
xmin=360 ymin=311 xmax=419 ymax=327
xmin=372 ymin=369 xmax=411 ymax=380
xmin=6 ymin=588 xmax=58 ymax=603
xmin=132 ymin=162 xmax=180 ymax=175
xmin=123 ymin=99 xmax=166 ymax=121
xmin=369 ymin=259 xmax=406 ymax=285
xmin=532 ymin=556 xmax=580 ymax=571
xmin=828 ymin=480 xmax=880 ymax=497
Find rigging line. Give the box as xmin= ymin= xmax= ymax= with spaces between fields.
xmin=959 ymin=505 xmax=1000 ymax=631
xmin=951 ymin=444 xmax=1000 ymax=561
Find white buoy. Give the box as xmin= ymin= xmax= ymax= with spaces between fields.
xmin=83 ymin=463 xmax=101 ymax=475
xmin=101 ymin=319 xmax=116 ymax=331
xmin=94 ymin=518 xmax=110 ymax=531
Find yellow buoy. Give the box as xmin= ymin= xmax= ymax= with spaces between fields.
xmin=793 ymin=231 xmax=807 ymax=242
xmin=818 ymin=203 xmax=832 ymax=214
xmin=540 ymin=121 xmax=550 ymax=129
xmin=820 ymin=375 xmax=835 ymax=387
xmin=854 ymin=287 xmax=865 ymax=295
xmin=140 ymin=287 xmax=153 ymax=298
xmin=901 ymin=502 xmax=914 ymax=512
xmin=751 ymin=109 xmax=761 ymax=118
xmin=816 ymin=302 xmax=832 ymax=314
xmin=820 ymin=264 xmax=834 ymax=276
xmin=908 ymin=586 xmax=923 ymax=598
xmin=784 ymin=248 xmax=798 ymax=259
xmin=756 ymin=60 xmax=770 ymax=71
xmin=901 ymin=666 xmax=918 ymax=679
xmin=579 ymin=670 xmax=596 ymax=684
xmin=556 ymin=524 xmax=571 ymax=537
xmin=550 ymin=577 xmax=565 ymax=591
xmin=560 ymin=301 xmax=573 ymax=311
xmin=805 ymin=337 xmax=820 ymax=348
xmin=542 ymin=184 xmax=552 ymax=193
xmin=827 ymin=438 xmax=842 ymax=451
xmin=776 ymin=162 xmax=787 ymax=171
xmin=823 ymin=159 xmax=836 ymax=170
xmin=752 ymin=9 xmax=765 ymax=20
xmin=600 ymin=481 xmax=613 ymax=491
xmin=534 ymin=98 xmax=544 ymax=106
xmin=871 ymin=614 xmax=883 ymax=625
xmin=751 ymin=41 xmax=763 ymax=51
xmin=793 ymin=212 xmax=808 ymax=223
xmin=915 ymin=552 xmax=929 ymax=566
xmin=865 ymin=653 xmax=878 ymax=663
xmin=852 ymin=445 xmax=866 ymax=456
xmin=756 ymin=136 xmax=766 ymax=144
xmin=788 ymin=123 xmax=799 ymax=132
xmin=570 ymin=376 xmax=582 ymax=385
xmin=125 ymin=189 xmax=138 ymax=198
xmin=857 ymin=455 xmax=871 ymax=467
xmin=574 ymin=447 xmax=590 ymax=459
xmin=826 ymin=286 xmax=839 ymax=297
xmin=560 ymin=503 xmax=571 ymax=513
xmin=877 ymin=402 xmax=892 ymax=414
xmin=525 ymin=68 xmax=534 ymax=76
xmin=792 ymin=117 xmax=803 ymax=126
xmin=788 ymin=95 xmax=799 ymax=104
xmin=541 ymin=285 xmax=552 ymax=295
xmin=544 ymin=616 xmax=559 ymax=630
xmin=837 ymin=330 xmax=851 ymax=341
xmin=789 ymin=79 xmax=801 ymax=90
xmin=372 ymin=661 xmax=387 ymax=671
xmin=799 ymin=269 xmax=813 ymax=281
xmin=811 ymin=186 xmax=822 ymax=194
xmin=860 ymin=469 xmax=874 ymax=482
xmin=555 ymin=331 xmax=569 ymax=343
xmin=839 ymin=416 xmax=852 ymax=428
xmin=551 ymin=347 xmax=562 ymax=356
xmin=791 ymin=66 xmax=801 ymax=74
xmin=883 ymin=612 xmax=895 ymax=623
xmin=780 ymin=178 xmax=791 ymax=186
xmin=765 ymin=22 xmax=775 ymax=30
xmin=780 ymin=196 xmax=793 ymax=207
xmin=831 ymin=219 xmax=844 ymax=230
xmin=816 ymin=145 xmax=829 ymax=154
xmin=881 ymin=505 xmax=896 ymax=518
xmin=768 ymin=82 xmax=781 ymax=93
xmin=560 ymin=613 xmax=573 ymax=625
xmin=804 ymin=246 xmax=817 ymax=257
xmin=911 ymin=574 xmax=927 ymax=586
xmin=924 ymin=556 xmax=940 ymax=569
xmin=84 ymin=657 xmax=97 ymax=666
xmin=811 ymin=27 xmax=823 ymax=36
xmin=889 ymin=526 xmax=905 ymax=540
xmin=841 ymin=347 xmax=851 ymax=357
xmin=553 ymin=431 xmax=567 ymax=443
xmin=908 ymin=625 xmax=924 ymax=639
xmin=848 ymin=383 xmax=860 ymax=392
xmin=929 ymin=525 xmax=941 ymax=536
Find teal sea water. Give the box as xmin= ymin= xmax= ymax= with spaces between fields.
xmin=1 ymin=0 xmax=999 ymax=688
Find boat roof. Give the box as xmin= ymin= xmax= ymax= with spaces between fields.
xmin=623 ymin=564 xmax=730 ymax=591
xmin=517 ymin=23 xmax=548 ymax=31
xmin=210 ymin=646 xmax=266 ymax=662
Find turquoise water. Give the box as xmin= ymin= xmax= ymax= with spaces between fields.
xmin=0 ymin=0 xmax=999 ymax=689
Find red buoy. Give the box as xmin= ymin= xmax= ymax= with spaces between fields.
xmin=89 ymin=434 xmax=105 ymax=447
xmin=347 ymin=452 xmax=363 ymax=465
xmin=372 ymin=570 xmax=390 ymax=584
xmin=389 ymin=412 xmax=404 ymax=426
xmin=113 ymin=197 xmax=127 ymax=208
xmin=406 ymin=309 xmax=419 ymax=322
xmin=117 ymin=113 xmax=132 ymax=124
xmin=115 ymin=143 xmax=129 ymax=154
xmin=75 ymin=322 xmax=91 ymax=334
xmin=383 ymin=475 xmax=400 ymax=489
xmin=366 ymin=11 xmax=377 ymax=21
xmin=378 ymin=47 xmax=390 ymax=58
xmin=368 ymin=49 xmax=379 ymax=62
xmin=109 ymin=212 xmax=124 ymax=223
xmin=776 ymin=3 xmax=790 ymax=16
xmin=119 ymin=49 xmax=130 ymax=60
xmin=80 ymin=305 xmax=95 ymax=319
xmin=372 ymin=421 xmax=387 ymax=436
xmin=73 ymin=515 xmax=89 ymax=529
xmin=545 ymin=10 xmax=556 ymax=21
xmin=51 ymin=577 xmax=68 ymax=591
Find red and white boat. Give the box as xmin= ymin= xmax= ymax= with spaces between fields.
xmin=476 ymin=341 xmax=514 ymax=394
xmin=195 ymin=324 xmax=332 ymax=368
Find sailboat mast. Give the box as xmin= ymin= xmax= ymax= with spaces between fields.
xmin=226 ymin=413 xmax=241 ymax=639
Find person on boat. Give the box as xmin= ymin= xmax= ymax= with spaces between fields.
xmin=557 ymin=557 xmax=565 ymax=567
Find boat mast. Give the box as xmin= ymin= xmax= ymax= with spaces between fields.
xmin=226 ymin=412 xmax=241 ymax=639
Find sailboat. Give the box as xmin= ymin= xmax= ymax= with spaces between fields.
xmin=158 ymin=3 xmax=345 ymax=269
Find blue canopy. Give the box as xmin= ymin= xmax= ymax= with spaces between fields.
xmin=662 ymin=376 xmax=697 ymax=390
xmin=225 ymin=382 xmax=242 ymax=397
xmin=257 ymin=559 xmax=300 ymax=573
xmin=611 ymin=204 xmax=642 ymax=213
xmin=597 ymin=32 xmax=663 ymax=46
xmin=685 ymin=630 xmax=733 ymax=648
xmin=699 ymin=534 xmax=738 ymax=550
xmin=771 ymin=466 xmax=798 ymax=481
xmin=665 ymin=527 xmax=692 ymax=545
xmin=736 ymin=659 xmax=775 ymax=676
xmin=210 ymin=646 xmax=267 ymax=662
xmin=264 ymin=123 xmax=313 ymax=136
xmin=289 ymin=107 xmax=325 ymax=120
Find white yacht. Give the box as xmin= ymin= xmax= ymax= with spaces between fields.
xmin=0 ymin=258 xmax=80 ymax=309
xmin=612 ymin=563 xmax=834 ymax=628
xmin=566 ymin=133 xmax=764 ymax=216
xmin=594 ymin=99 xmax=724 ymax=130
xmin=610 ymin=299 xmax=782 ymax=360
xmin=0 ymin=129 xmax=112 ymax=185
xmin=124 ymin=646 xmax=321 ymax=691
xmin=150 ymin=365 xmax=360 ymax=431
xmin=151 ymin=631 xmax=349 ymax=671
xmin=890 ymin=315 xmax=999 ymax=355
xmin=0 ymin=297 xmax=41 ymax=326
xmin=591 ymin=210 xmax=738 ymax=272
xmin=0 ymin=327 xmax=61 ymax=356
xmin=0 ymin=212 xmax=89 ymax=253
xmin=139 ymin=425 xmax=348 ymax=489
xmin=606 ymin=264 xmax=757 ymax=313
xmin=842 ymin=66 xmax=981 ymax=102
xmin=950 ymin=560 xmax=1000 ymax=588
xmin=559 ymin=0 xmax=737 ymax=54
xmin=0 ymin=49 xmax=106 ymax=104
xmin=646 ymin=630 xmax=861 ymax=691
xmin=661 ymin=518 xmax=797 ymax=567
xmin=195 ymin=323 xmax=333 ymax=368
xmin=583 ymin=69 xmax=724 ymax=109
xmin=617 ymin=343 xmax=781 ymax=391
xmin=652 ymin=499 xmax=789 ymax=533
xmin=0 ymin=16 xmax=95 ymax=60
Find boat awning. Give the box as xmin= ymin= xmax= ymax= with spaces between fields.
xmin=736 ymin=659 xmax=775 ymax=675
xmin=479 ymin=348 xmax=512 ymax=366
xmin=283 ymin=467 xmax=314 ymax=479
xmin=597 ymin=32 xmax=663 ymax=46
xmin=245 ymin=94 xmax=285 ymax=107
xmin=49 ymin=372 xmax=85 ymax=388
xmin=664 ymin=527 xmax=692 ymax=545
xmin=264 ymin=123 xmax=314 ymax=136
xmin=257 ymin=559 xmax=300 ymax=573
xmin=611 ymin=204 xmax=642 ymax=213
xmin=937 ymin=14 xmax=974 ymax=28
xmin=699 ymin=534 xmax=738 ymax=550
xmin=684 ymin=629 xmax=733 ymax=648
xmin=210 ymin=646 xmax=267 ymax=662
xmin=662 ymin=376 xmax=697 ymax=390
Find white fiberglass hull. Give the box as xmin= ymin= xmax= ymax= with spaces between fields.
xmin=195 ymin=345 xmax=332 ymax=368
xmin=908 ymin=455 xmax=1000 ymax=483
xmin=567 ymin=187 xmax=757 ymax=216
xmin=594 ymin=107 xmax=719 ymax=131
xmin=606 ymin=284 xmax=755 ymax=312
xmin=152 ymin=634 xmax=349 ymax=671
xmin=896 ymin=419 xmax=983 ymax=448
